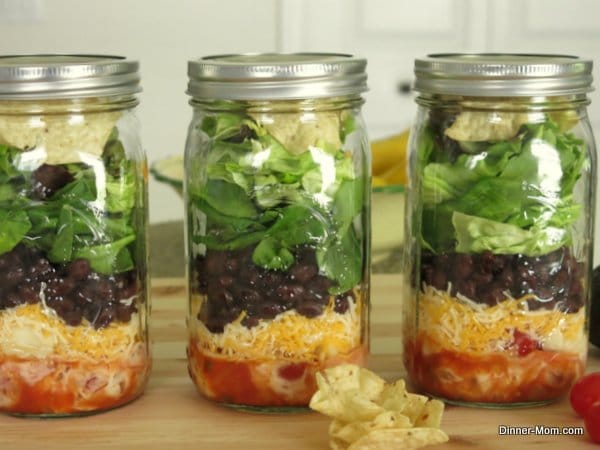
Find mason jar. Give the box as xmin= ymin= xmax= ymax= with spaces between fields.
xmin=0 ymin=55 xmax=150 ymax=416
xmin=184 ymin=54 xmax=370 ymax=409
xmin=404 ymin=54 xmax=596 ymax=407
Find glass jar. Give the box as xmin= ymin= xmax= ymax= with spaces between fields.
xmin=184 ymin=54 xmax=370 ymax=410
xmin=404 ymin=54 xmax=596 ymax=407
xmin=0 ymin=55 xmax=150 ymax=416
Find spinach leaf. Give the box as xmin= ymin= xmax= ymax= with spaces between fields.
xmin=0 ymin=209 xmax=32 ymax=255
xmin=0 ymin=130 xmax=140 ymax=272
xmin=201 ymin=113 xmax=246 ymax=140
xmin=106 ymin=173 xmax=135 ymax=213
xmin=194 ymin=111 xmax=364 ymax=288
xmin=198 ymin=179 xmax=258 ymax=219
xmin=252 ymin=237 xmax=295 ymax=270
xmin=0 ymin=145 xmax=21 ymax=182
xmin=317 ymin=230 xmax=362 ymax=294
xmin=191 ymin=194 xmax=262 ymax=232
xmin=265 ymin=204 xmax=327 ymax=247
xmin=332 ymin=178 xmax=363 ymax=233
xmin=74 ymin=235 xmax=135 ymax=274
xmin=195 ymin=230 xmax=266 ymax=251
xmin=48 ymin=205 xmax=74 ymax=263
xmin=250 ymin=204 xmax=327 ymax=270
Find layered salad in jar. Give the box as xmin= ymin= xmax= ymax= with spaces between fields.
xmin=0 ymin=109 xmax=149 ymax=415
xmin=186 ymin=107 xmax=369 ymax=407
xmin=405 ymin=107 xmax=590 ymax=404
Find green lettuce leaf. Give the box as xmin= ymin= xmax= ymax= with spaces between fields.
xmin=420 ymin=117 xmax=587 ymax=256
xmin=453 ymin=211 xmax=569 ymax=255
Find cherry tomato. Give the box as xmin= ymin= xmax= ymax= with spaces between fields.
xmin=584 ymin=402 xmax=600 ymax=443
xmin=570 ymin=372 xmax=600 ymax=417
xmin=513 ymin=329 xmax=540 ymax=356
xmin=278 ymin=363 xmax=307 ymax=381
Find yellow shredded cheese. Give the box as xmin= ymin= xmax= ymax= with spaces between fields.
xmin=0 ymin=303 xmax=141 ymax=362
xmin=418 ymin=285 xmax=586 ymax=356
xmin=192 ymin=293 xmax=362 ymax=362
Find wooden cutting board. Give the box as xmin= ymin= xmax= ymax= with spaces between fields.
xmin=0 ymin=275 xmax=598 ymax=450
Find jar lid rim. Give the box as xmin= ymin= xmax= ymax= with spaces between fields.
xmin=0 ymin=54 xmax=141 ymax=99
xmin=187 ymin=53 xmax=368 ymax=100
xmin=414 ymin=53 xmax=593 ymax=96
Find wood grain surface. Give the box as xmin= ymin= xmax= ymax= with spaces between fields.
xmin=0 ymin=275 xmax=598 ymax=450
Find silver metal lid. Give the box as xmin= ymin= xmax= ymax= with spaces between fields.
xmin=187 ymin=53 xmax=368 ymax=100
xmin=414 ymin=53 xmax=593 ymax=97
xmin=0 ymin=54 xmax=141 ymax=99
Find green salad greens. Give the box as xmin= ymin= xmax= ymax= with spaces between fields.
xmin=419 ymin=117 xmax=586 ymax=256
xmin=188 ymin=112 xmax=366 ymax=294
xmin=0 ymin=130 xmax=138 ymax=274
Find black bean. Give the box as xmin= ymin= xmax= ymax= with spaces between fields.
xmin=453 ymin=254 xmax=473 ymax=279
xmin=472 ymin=271 xmax=493 ymax=285
xmin=241 ymin=267 xmax=259 ymax=287
xmin=4 ymin=268 xmax=24 ymax=287
xmin=218 ymin=275 xmax=234 ymax=288
xmin=497 ymin=267 xmax=514 ymax=289
xmin=334 ymin=295 xmax=350 ymax=314
xmin=486 ymin=286 xmax=506 ymax=305
xmin=94 ymin=307 xmax=116 ymax=329
xmin=68 ymin=259 xmax=91 ymax=281
xmin=290 ymin=264 xmax=318 ymax=283
xmin=255 ymin=302 xmax=284 ymax=319
xmin=431 ymin=270 xmax=447 ymax=290
xmin=219 ymin=290 xmax=235 ymax=307
xmin=116 ymin=302 xmax=134 ymax=322
xmin=456 ymin=279 xmax=476 ymax=299
xmin=241 ymin=315 xmax=259 ymax=329
xmin=537 ymin=286 xmax=554 ymax=300
xmin=18 ymin=285 xmax=39 ymax=304
xmin=205 ymin=317 xmax=227 ymax=333
xmin=193 ymin=246 xmax=359 ymax=331
xmin=205 ymin=251 xmax=226 ymax=274
xmin=420 ymin=247 xmax=585 ymax=313
xmin=4 ymin=292 xmax=22 ymax=308
xmin=277 ymin=284 xmax=305 ymax=302
xmin=297 ymin=300 xmax=324 ymax=318
xmin=240 ymin=288 xmax=260 ymax=305
xmin=32 ymin=164 xmax=74 ymax=199
xmin=62 ymin=308 xmax=84 ymax=327
xmin=224 ymin=257 xmax=239 ymax=273
xmin=0 ymin=245 xmax=139 ymax=327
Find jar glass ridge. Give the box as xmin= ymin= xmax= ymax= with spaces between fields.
xmin=404 ymin=53 xmax=596 ymax=407
xmin=0 ymin=55 xmax=150 ymax=416
xmin=184 ymin=54 xmax=371 ymax=411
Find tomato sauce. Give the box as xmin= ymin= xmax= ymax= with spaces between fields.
xmin=0 ymin=355 xmax=149 ymax=415
xmin=405 ymin=337 xmax=584 ymax=404
xmin=188 ymin=340 xmax=367 ymax=407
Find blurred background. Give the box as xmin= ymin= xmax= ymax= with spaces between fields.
xmin=2 ymin=0 xmax=600 ymax=273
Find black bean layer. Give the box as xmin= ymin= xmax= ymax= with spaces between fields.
xmin=32 ymin=164 xmax=74 ymax=199
xmin=0 ymin=244 xmax=139 ymax=328
xmin=420 ymin=247 xmax=584 ymax=312
xmin=193 ymin=246 xmax=355 ymax=333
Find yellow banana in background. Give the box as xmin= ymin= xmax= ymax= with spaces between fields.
xmin=370 ymin=129 xmax=409 ymax=187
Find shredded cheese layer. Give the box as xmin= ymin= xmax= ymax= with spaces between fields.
xmin=0 ymin=303 xmax=141 ymax=362
xmin=418 ymin=284 xmax=586 ymax=357
xmin=192 ymin=293 xmax=363 ymax=362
